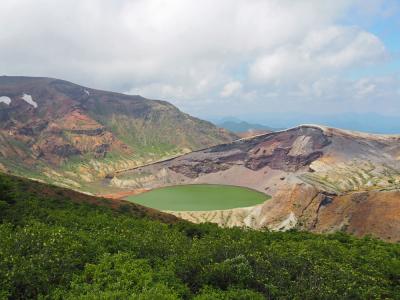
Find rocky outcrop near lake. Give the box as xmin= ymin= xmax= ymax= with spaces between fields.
xmin=112 ymin=125 xmax=400 ymax=241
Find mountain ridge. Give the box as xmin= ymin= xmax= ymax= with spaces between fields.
xmin=0 ymin=76 xmax=237 ymax=191
xmin=217 ymin=119 xmax=280 ymax=138
xmin=110 ymin=124 xmax=400 ymax=241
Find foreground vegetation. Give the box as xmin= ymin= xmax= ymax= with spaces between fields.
xmin=126 ymin=184 xmax=270 ymax=211
xmin=0 ymin=173 xmax=399 ymax=299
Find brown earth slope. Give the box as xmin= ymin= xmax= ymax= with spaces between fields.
xmin=112 ymin=125 xmax=400 ymax=241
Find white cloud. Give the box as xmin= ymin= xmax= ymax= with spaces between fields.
xmin=354 ymin=78 xmax=377 ymax=98
xmin=249 ymin=26 xmax=387 ymax=84
xmin=0 ymin=0 xmax=397 ymax=118
xmin=0 ymin=1 xmax=351 ymax=86
xmin=220 ymin=81 xmax=242 ymax=97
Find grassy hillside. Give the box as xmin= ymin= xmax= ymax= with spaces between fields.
xmin=0 ymin=172 xmax=399 ymax=299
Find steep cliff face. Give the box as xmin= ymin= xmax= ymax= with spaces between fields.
xmin=113 ymin=125 xmax=400 ymax=241
xmin=0 ymin=76 xmax=236 ymax=189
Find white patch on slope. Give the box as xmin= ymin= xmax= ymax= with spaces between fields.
xmin=275 ymin=212 xmax=298 ymax=231
xmin=243 ymin=205 xmax=262 ymax=227
xmin=84 ymin=89 xmax=90 ymax=95
xmin=0 ymin=96 xmax=11 ymax=105
xmin=21 ymin=94 xmax=38 ymax=108
xmin=288 ymin=135 xmax=313 ymax=156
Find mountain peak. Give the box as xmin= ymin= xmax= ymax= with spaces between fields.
xmin=0 ymin=76 xmax=237 ymax=189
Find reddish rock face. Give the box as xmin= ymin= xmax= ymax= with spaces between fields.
xmin=245 ymin=128 xmax=330 ymax=171
xmin=166 ymin=126 xmax=331 ymax=178
xmin=2 ymin=106 xmax=130 ymax=165
xmin=303 ymin=190 xmax=400 ymax=242
xmin=245 ymin=148 xmax=324 ymax=171
xmin=0 ymin=76 xmax=237 ymax=172
xmin=169 ymin=160 xmax=231 ymax=178
xmin=0 ymin=78 xmax=130 ymax=166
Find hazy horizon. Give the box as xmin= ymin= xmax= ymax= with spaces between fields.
xmin=206 ymin=112 xmax=400 ymax=134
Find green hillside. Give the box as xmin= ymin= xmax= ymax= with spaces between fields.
xmin=0 ymin=172 xmax=399 ymax=299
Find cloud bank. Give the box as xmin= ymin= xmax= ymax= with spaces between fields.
xmin=0 ymin=0 xmax=398 ymax=119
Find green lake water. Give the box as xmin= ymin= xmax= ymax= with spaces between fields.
xmin=125 ymin=184 xmax=270 ymax=211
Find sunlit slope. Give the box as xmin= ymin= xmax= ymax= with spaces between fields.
xmin=0 ymin=76 xmax=236 ymax=191
xmin=112 ymin=125 xmax=400 ymax=240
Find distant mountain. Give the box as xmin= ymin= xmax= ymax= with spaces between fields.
xmin=218 ymin=120 xmax=275 ymax=132
xmin=113 ymin=125 xmax=400 ymax=241
xmin=232 ymin=112 xmax=400 ymax=134
xmin=217 ymin=119 xmax=281 ymax=138
xmin=0 ymin=76 xmax=237 ymax=190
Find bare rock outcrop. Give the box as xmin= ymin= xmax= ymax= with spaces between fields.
xmin=114 ymin=125 xmax=400 ymax=241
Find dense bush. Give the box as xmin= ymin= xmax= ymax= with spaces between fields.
xmin=0 ymin=173 xmax=399 ymax=299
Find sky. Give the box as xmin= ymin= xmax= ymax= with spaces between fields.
xmin=0 ymin=0 xmax=399 ymax=132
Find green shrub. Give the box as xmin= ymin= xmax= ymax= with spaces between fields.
xmin=0 ymin=173 xmax=399 ymax=299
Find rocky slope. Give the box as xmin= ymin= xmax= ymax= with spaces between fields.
xmin=112 ymin=125 xmax=400 ymax=241
xmin=0 ymin=76 xmax=236 ymax=190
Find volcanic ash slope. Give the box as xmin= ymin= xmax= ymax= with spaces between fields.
xmin=113 ymin=125 xmax=400 ymax=241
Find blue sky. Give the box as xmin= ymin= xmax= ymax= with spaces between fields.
xmin=343 ymin=1 xmax=400 ymax=78
xmin=0 ymin=0 xmax=399 ymax=132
